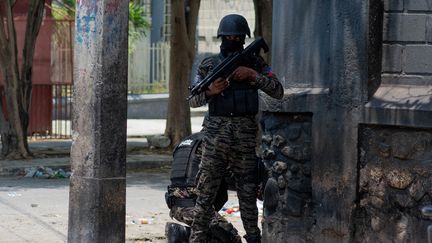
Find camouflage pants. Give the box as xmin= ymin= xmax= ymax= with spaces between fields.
xmin=170 ymin=206 xmax=224 ymax=227
xmin=190 ymin=116 xmax=260 ymax=242
xmin=170 ymin=206 xmax=241 ymax=242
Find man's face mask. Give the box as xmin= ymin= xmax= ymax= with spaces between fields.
xmin=220 ymin=36 xmax=245 ymax=56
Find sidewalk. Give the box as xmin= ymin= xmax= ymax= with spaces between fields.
xmin=0 ymin=116 xmax=205 ymax=177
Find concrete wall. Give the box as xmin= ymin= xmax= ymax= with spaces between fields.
xmin=127 ymin=94 xmax=168 ymax=119
xmin=271 ymin=1 xmax=331 ymax=89
xmin=261 ymin=0 xmax=432 ymax=242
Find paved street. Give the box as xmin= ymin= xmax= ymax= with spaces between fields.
xmin=0 ymin=115 xmax=263 ymax=242
xmin=0 ymin=170 xmax=256 ymax=243
xmin=127 ymin=117 xmax=205 ymax=136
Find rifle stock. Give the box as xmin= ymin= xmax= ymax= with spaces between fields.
xmin=187 ymin=37 xmax=269 ymax=101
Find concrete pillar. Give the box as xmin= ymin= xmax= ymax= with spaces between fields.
xmin=68 ymin=1 xmax=129 ymax=242
xmin=261 ymin=0 xmax=371 ymax=242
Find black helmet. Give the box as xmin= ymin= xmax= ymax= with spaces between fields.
xmin=217 ymin=14 xmax=251 ymax=38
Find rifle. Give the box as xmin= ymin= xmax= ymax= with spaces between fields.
xmin=187 ymin=37 xmax=269 ymax=101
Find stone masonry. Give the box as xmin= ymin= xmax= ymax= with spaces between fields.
xmin=260 ymin=113 xmax=314 ymax=242
xmin=354 ymin=126 xmax=432 ymax=243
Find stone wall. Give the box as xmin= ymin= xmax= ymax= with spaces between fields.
xmin=353 ymin=126 xmax=432 ymax=243
xmin=260 ymin=112 xmax=314 ymax=242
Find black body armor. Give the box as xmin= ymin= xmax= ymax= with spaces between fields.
xmin=208 ymin=54 xmax=262 ymax=117
xmin=209 ymin=81 xmax=258 ymax=117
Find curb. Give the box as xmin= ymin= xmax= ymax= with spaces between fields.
xmin=0 ymin=155 xmax=172 ymax=177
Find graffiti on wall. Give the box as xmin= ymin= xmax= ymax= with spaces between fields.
xmin=75 ymin=1 xmax=97 ymax=47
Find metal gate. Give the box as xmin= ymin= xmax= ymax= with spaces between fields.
xmin=50 ymin=19 xmax=74 ymax=138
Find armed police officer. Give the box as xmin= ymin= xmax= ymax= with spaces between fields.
xmin=188 ymin=14 xmax=284 ymax=243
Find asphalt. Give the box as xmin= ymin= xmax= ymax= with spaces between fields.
xmin=0 ymin=116 xmax=206 ymax=177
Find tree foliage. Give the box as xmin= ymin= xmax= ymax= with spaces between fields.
xmin=128 ymin=1 xmax=151 ymax=53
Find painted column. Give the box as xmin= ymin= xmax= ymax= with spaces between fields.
xmin=67 ymin=0 xmax=129 ymax=242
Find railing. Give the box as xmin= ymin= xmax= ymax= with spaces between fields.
xmin=51 ymin=84 xmax=72 ymax=138
xmin=50 ymin=19 xmax=73 ymax=139
xmin=128 ymin=41 xmax=170 ymax=94
xmin=29 ymin=18 xmax=171 ymax=139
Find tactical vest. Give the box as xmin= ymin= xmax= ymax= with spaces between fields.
xmin=169 ymin=132 xmax=203 ymax=187
xmin=208 ymin=54 xmax=261 ymax=117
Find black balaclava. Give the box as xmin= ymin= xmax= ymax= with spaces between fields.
xmin=220 ymin=35 xmax=245 ymax=57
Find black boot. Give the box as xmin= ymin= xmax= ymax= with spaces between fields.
xmin=209 ymin=221 xmax=242 ymax=243
xmin=245 ymin=235 xmax=261 ymax=243
xmin=165 ymin=222 xmax=191 ymax=243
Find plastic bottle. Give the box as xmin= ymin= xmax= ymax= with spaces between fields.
xmin=138 ymin=218 xmax=154 ymax=224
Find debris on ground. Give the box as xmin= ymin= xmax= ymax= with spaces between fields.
xmin=220 ymin=201 xmax=264 ymax=217
xmin=131 ymin=217 xmax=154 ymax=225
xmin=24 ymin=167 xmax=72 ymax=179
xmin=7 ymin=191 xmax=22 ymax=197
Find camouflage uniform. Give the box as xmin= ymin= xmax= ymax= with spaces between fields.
xmin=167 ymin=140 xmax=242 ymax=243
xmin=189 ymin=54 xmax=283 ymax=242
xmin=170 ymin=204 xmax=241 ymax=243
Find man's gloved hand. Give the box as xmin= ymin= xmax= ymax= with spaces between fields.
xmin=256 ymin=183 xmax=264 ymax=201
xmin=206 ymin=77 xmax=229 ymax=97
xmin=229 ymin=66 xmax=257 ymax=82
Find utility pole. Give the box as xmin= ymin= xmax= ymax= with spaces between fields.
xmin=68 ymin=1 xmax=129 ymax=242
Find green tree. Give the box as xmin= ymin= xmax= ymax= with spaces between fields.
xmin=127 ymin=1 xmax=150 ymax=53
